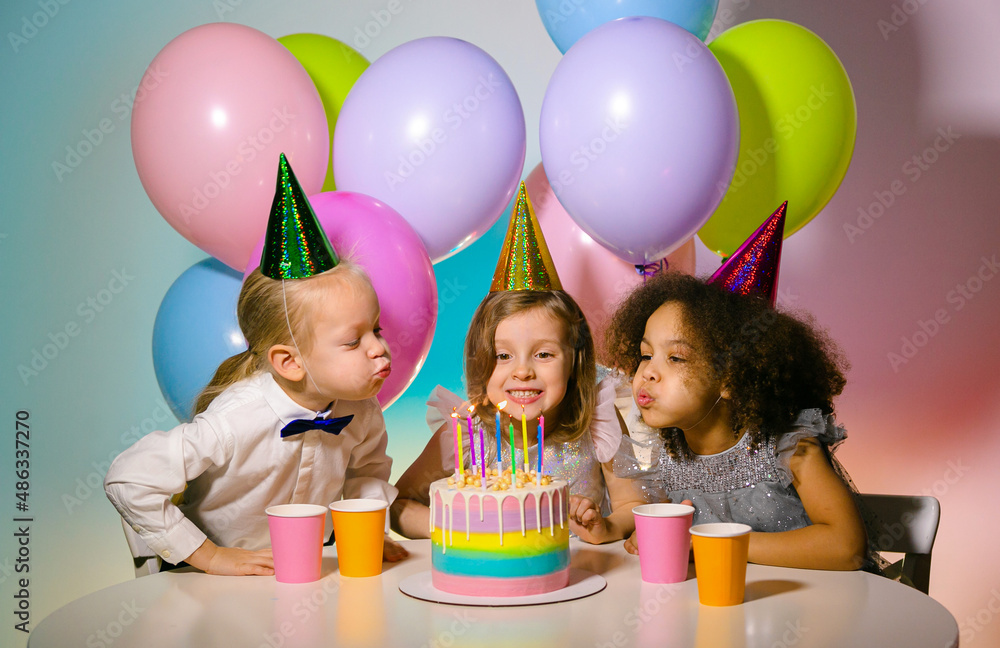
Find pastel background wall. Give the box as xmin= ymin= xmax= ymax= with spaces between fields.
xmin=2 ymin=1 xmax=998 ymax=647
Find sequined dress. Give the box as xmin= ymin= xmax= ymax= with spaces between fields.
xmin=617 ymin=408 xmax=847 ymax=530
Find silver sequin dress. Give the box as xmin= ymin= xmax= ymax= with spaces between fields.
xmin=616 ymin=408 xmax=848 ymax=531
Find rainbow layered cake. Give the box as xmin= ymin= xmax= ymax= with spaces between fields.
xmin=429 ymin=470 xmax=569 ymax=597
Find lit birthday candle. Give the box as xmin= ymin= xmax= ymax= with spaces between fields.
xmin=451 ymin=408 xmax=462 ymax=477
xmin=521 ymin=405 xmax=530 ymax=474
xmin=467 ymin=405 xmax=476 ymax=470
xmin=508 ymin=423 xmax=517 ymax=478
xmin=495 ymin=401 xmax=506 ymax=474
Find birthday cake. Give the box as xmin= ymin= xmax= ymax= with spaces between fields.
xmin=429 ymin=470 xmax=570 ymax=597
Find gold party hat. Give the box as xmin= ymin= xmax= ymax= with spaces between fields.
xmin=490 ymin=182 xmax=562 ymax=292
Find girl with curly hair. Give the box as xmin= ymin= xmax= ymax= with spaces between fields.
xmin=599 ymin=271 xmax=867 ymax=570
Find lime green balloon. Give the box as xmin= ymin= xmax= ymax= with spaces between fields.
xmin=278 ymin=33 xmax=370 ymax=192
xmin=699 ymin=20 xmax=856 ymax=256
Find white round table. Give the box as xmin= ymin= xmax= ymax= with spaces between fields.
xmin=29 ymin=539 xmax=958 ymax=648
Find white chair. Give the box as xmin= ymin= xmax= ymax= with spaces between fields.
xmin=859 ymin=494 xmax=940 ymax=594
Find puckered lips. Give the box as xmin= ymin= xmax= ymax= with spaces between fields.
xmin=634 ymin=387 xmax=654 ymax=408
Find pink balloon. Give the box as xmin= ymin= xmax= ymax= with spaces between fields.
xmin=526 ymin=163 xmax=695 ymax=346
xmin=245 ymin=192 xmax=437 ymax=409
xmin=132 ymin=23 xmax=329 ymax=271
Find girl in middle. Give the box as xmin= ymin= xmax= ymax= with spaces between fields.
xmin=390 ymin=184 xmax=644 ymax=544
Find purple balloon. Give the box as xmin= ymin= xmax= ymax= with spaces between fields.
xmin=333 ymin=37 xmax=526 ymax=263
xmin=540 ymin=17 xmax=739 ymax=265
xmin=245 ymin=191 xmax=437 ymax=409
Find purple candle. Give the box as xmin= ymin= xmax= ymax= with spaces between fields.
xmin=467 ymin=406 xmax=476 ymax=469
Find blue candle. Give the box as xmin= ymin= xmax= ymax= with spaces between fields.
xmin=495 ymin=401 xmax=506 ymax=474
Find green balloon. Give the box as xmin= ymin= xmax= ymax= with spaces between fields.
xmin=278 ymin=33 xmax=370 ymax=192
xmin=700 ymin=20 xmax=856 ymax=256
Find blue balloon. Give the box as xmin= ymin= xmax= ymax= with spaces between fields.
xmin=152 ymin=258 xmax=247 ymax=422
xmin=535 ymin=0 xmax=719 ymax=53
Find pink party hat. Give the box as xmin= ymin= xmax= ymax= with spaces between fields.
xmin=707 ymin=202 xmax=786 ymax=306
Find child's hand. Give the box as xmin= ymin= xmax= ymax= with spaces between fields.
xmin=623 ymin=499 xmax=694 ymax=556
xmin=187 ymin=539 xmax=274 ymax=576
xmin=383 ymin=535 xmax=409 ymax=563
xmin=568 ymin=495 xmax=612 ymax=544
xmin=624 ymin=530 xmax=639 ymax=555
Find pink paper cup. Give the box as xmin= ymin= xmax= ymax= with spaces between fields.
xmin=633 ymin=503 xmax=696 ymax=583
xmin=266 ymin=504 xmax=328 ymax=583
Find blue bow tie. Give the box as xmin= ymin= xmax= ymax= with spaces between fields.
xmin=280 ymin=414 xmax=354 ymax=438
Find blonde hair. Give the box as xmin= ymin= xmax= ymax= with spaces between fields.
xmin=465 ymin=291 xmax=597 ymax=444
xmin=193 ymin=261 xmax=370 ymax=416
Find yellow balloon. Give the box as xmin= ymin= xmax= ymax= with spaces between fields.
xmin=278 ymin=33 xmax=370 ymax=192
xmin=699 ymin=20 xmax=856 ymax=256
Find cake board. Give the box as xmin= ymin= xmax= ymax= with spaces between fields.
xmin=398 ymin=568 xmax=606 ymax=607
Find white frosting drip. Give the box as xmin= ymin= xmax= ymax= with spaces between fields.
xmin=430 ymin=479 xmax=568 ymax=550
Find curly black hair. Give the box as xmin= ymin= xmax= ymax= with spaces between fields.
xmin=604 ymin=271 xmax=847 ymax=453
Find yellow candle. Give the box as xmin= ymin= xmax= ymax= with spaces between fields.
xmin=452 ymin=408 xmax=463 ymax=476
xmin=521 ymin=406 xmax=529 ymax=473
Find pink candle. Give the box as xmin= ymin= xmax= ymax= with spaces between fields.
xmin=451 ymin=408 xmax=461 ymax=475
xmin=538 ymin=413 xmax=545 ymax=474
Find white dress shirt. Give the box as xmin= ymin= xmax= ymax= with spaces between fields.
xmin=105 ymin=372 xmax=397 ymax=564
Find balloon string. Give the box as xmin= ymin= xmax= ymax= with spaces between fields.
xmin=635 ymin=259 xmax=669 ymax=283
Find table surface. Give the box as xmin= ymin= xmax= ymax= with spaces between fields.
xmin=30 ymin=539 xmax=958 ymax=648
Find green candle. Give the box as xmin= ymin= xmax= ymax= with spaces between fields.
xmin=509 ymin=423 xmax=517 ymax=477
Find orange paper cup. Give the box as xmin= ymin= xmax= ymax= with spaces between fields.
xmin=690 ymin=523 xmax=751 ymax=606
xmin=329 ymin=499 xmax=388 ymax=577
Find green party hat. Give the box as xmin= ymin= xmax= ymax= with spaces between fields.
xmin=490 ymin=182 xmax=563 ymax=292
xmin=260 ymin=153 xmax=339 ymax=279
